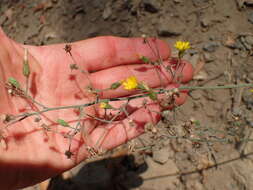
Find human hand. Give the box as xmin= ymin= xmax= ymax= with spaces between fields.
xmin=0 ymin=28 xmax=193 ymax=189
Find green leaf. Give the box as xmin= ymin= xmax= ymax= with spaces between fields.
xmin=148 ymin=90 xmax=157 ymax=100
xmin=8 ymin=77 xmax=20 ymax=88
xmin=140 ymin=56 xmax=150 ymax=64
xmin=138 ymin=82 xmax=150 ymax=91
xmin=23 ymin=62 xmax=30 ymax=77
xmin=104 ymin=103 xmax=113 ymax=109
xmin=57 ymin=119 xmax=69 ymax=127
xmin=23 ymin=49 xmax=30 ymax=77
xmin=110 ymin=82 xmax=121 ymax=89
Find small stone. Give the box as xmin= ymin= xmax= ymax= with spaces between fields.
xmin=244 ymin=35 xmax=253 ymax=46
xmin=173 ymin=0 xmax=182 ymax=3
xmin=188 ymin=49 xmax=199 ymax=55
xmin=232 ymin=107 xmax=242 ymax=117
xmin=201 ymin=17 xmax=210 ymax=27
xmin=193 ymin=70 xmax=208 ymax=81
xmin=240 ymin=36 xmax=252 ymax=50
xmin=234 ymin=38 xmax=246 ymax=50
xmin=184 ymin=54 xmax=199 ymax=68
xmin=102 ymin=3 xmax=112 ymax=20
xmin=190 ymin=90 xmax=202 ymax=99
xmin=142 ymin=0 xmax=160 ymax=13
xmin=44 ymin=31 xmax=58 ymax=41
xmin=203 ymin=41 xmax=219 ymax=52
xmin=203 ymin=52 xmax=215 ymax=62
xmin=157 ymin=18 xmax=185 ymax=37
xmin=192 ymin=0 xmax=209 ymax=6
xmin=224 ymin=36 xmax=236 ymax=49
xmin=248 ymin=72 xmax=253 ymax=80
xmin=248 ymin=12 xmax=253 ymax=24
xmin=242 ymin=90 xmax=253 ymax=110
xmin=152 ymin=147 xmax=170 ymax=164
xmin=245 ymin=0 xmax=253 ymax=5
xmin=233 ymin=49 xmax=240 ymax=55
xmin=246 ymin=117 xmax=253 ymax=128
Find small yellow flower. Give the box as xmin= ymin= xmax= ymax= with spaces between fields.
xmin=100 ymin=102 xmax=107 ymax=109
xmin=122 ymin=76 xmax=138 ymax=90
xmin=175 ymin=41 xmax=191 ymax=52
xmin=99 ymin=102 xmax=113 ymax=109
xmin=250 ymin=89 xmax=253 ymax=93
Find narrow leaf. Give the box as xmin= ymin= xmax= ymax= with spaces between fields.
xmin=148 ymin=90 xmax=157 ymax=100
xmin=8 ymin=77 xmax=20 ymax=88
xmin=23 ymin=49 xmax=30 ymax=77
xmin=110 ymin=82 xmax=121 ymax=89
xmin=57 ymin=119 xmax=69 ymax=127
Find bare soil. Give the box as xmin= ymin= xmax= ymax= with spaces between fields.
xmin=1 ymin=0 xmax=253 ymax=190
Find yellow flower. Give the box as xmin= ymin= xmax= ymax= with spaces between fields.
xmin=100 ymin=102 xmax=107 ymax=109
xmin=99 ymin=102 xmax=112 ymax=109
xmin=250 ymin=89 xmax=253 ymax=93
xmin=175 ymin=41 xmax=191 ymax=52
xmin=122 ymin=76 xmax=138 ymax=90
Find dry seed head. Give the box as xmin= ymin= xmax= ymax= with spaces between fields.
xmin=165 ymin=91 xmax=173 ymax=97
xmin=189 ymin=117 xmax=196 ymax=123
xmin=8 ymin=89 xmax=13 ymax=95
xmin=172 ymin=88 xmax=179 ymax=93
xmin=128 ymin=119 xmax=136 ymax=127
xmin=34 ymin=117 xmax=41 ymax=122
xmin=1 ymin=114 xmax=14 ymax=123
xmin=151 ymin=126 xmax=158 ymax=134
xmin=64 ymin=44 xmax=72 ymax=53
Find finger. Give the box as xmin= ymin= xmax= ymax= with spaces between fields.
xmin=94 ymin=84 xmax=188 ymax=121
xmin=90 ymin=59 xmax=193 ymax=98
xmin=73 ymin=37 xmax=171 ymax=72
xmin=26 ymin=37 xmax=170 ymax=72
xmin=89 ymin=103 xmax=161 ymax=150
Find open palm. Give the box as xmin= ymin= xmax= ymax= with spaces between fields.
xmin=0 ymin=29 xmax=193 ymax=189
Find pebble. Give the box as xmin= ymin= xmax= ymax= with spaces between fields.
xmin=193 ymin=70 xmax=208 ymax=81
xmin=190 ymin=90 xmax=202 ymax=99
xmin=157 ymin=18 xmax=184 ymax=37
xmin=192 ymin=0 xmax=209 ymax=6
xmin=173 ymin=0 xmax=182 ymax=3
xmin=152 ymin=147 xmax=170 ymax=164
xmin=201 ymin=17 xmax=210 ymax=27
xmin=245 ymin=110 xmax=253 ymax=127
xmin=248 ymin=72 xmax=253 ymax=80
xmin=224 ymin=36 xmax=236 ymax=49
xmin=246 ymin=118 xmax=253 ymax=128
xmin=248 ymin=12 xmax=253 ymax=24
xmin=184 ymin=54 xmax=199 ymax=67
xmin=203 ymin=41 xmax=219 ymax=52
xmin=234 ymin=38 xmax=246 ymax=50
xmin=142 ymin=0 xmax=160 ymax=13
xmin=102 ymin=3 xmax=112 ymax=20
xmin=203 ymin=52 xmax=215 ymax=62
xmin=244 ymin=35 xmax=253 ymax=45
xmin=242 ymin=90 xmax=253 ymax=110
xmin=231 ymin=107 xmax=242 ymax=117
xmin=188 ymin=49 xmax=199 ymax=55
xmin=233 ymin=49 xmax=240 ymax=55
xmin=239 ymin=36 xmax=252 ymax=50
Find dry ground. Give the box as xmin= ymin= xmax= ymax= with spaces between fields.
xmin=1 ymin=0 xmax=253 ymax=189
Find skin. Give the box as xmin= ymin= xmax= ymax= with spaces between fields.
xmin=0 ymin=28 xmax=193 ymax=189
